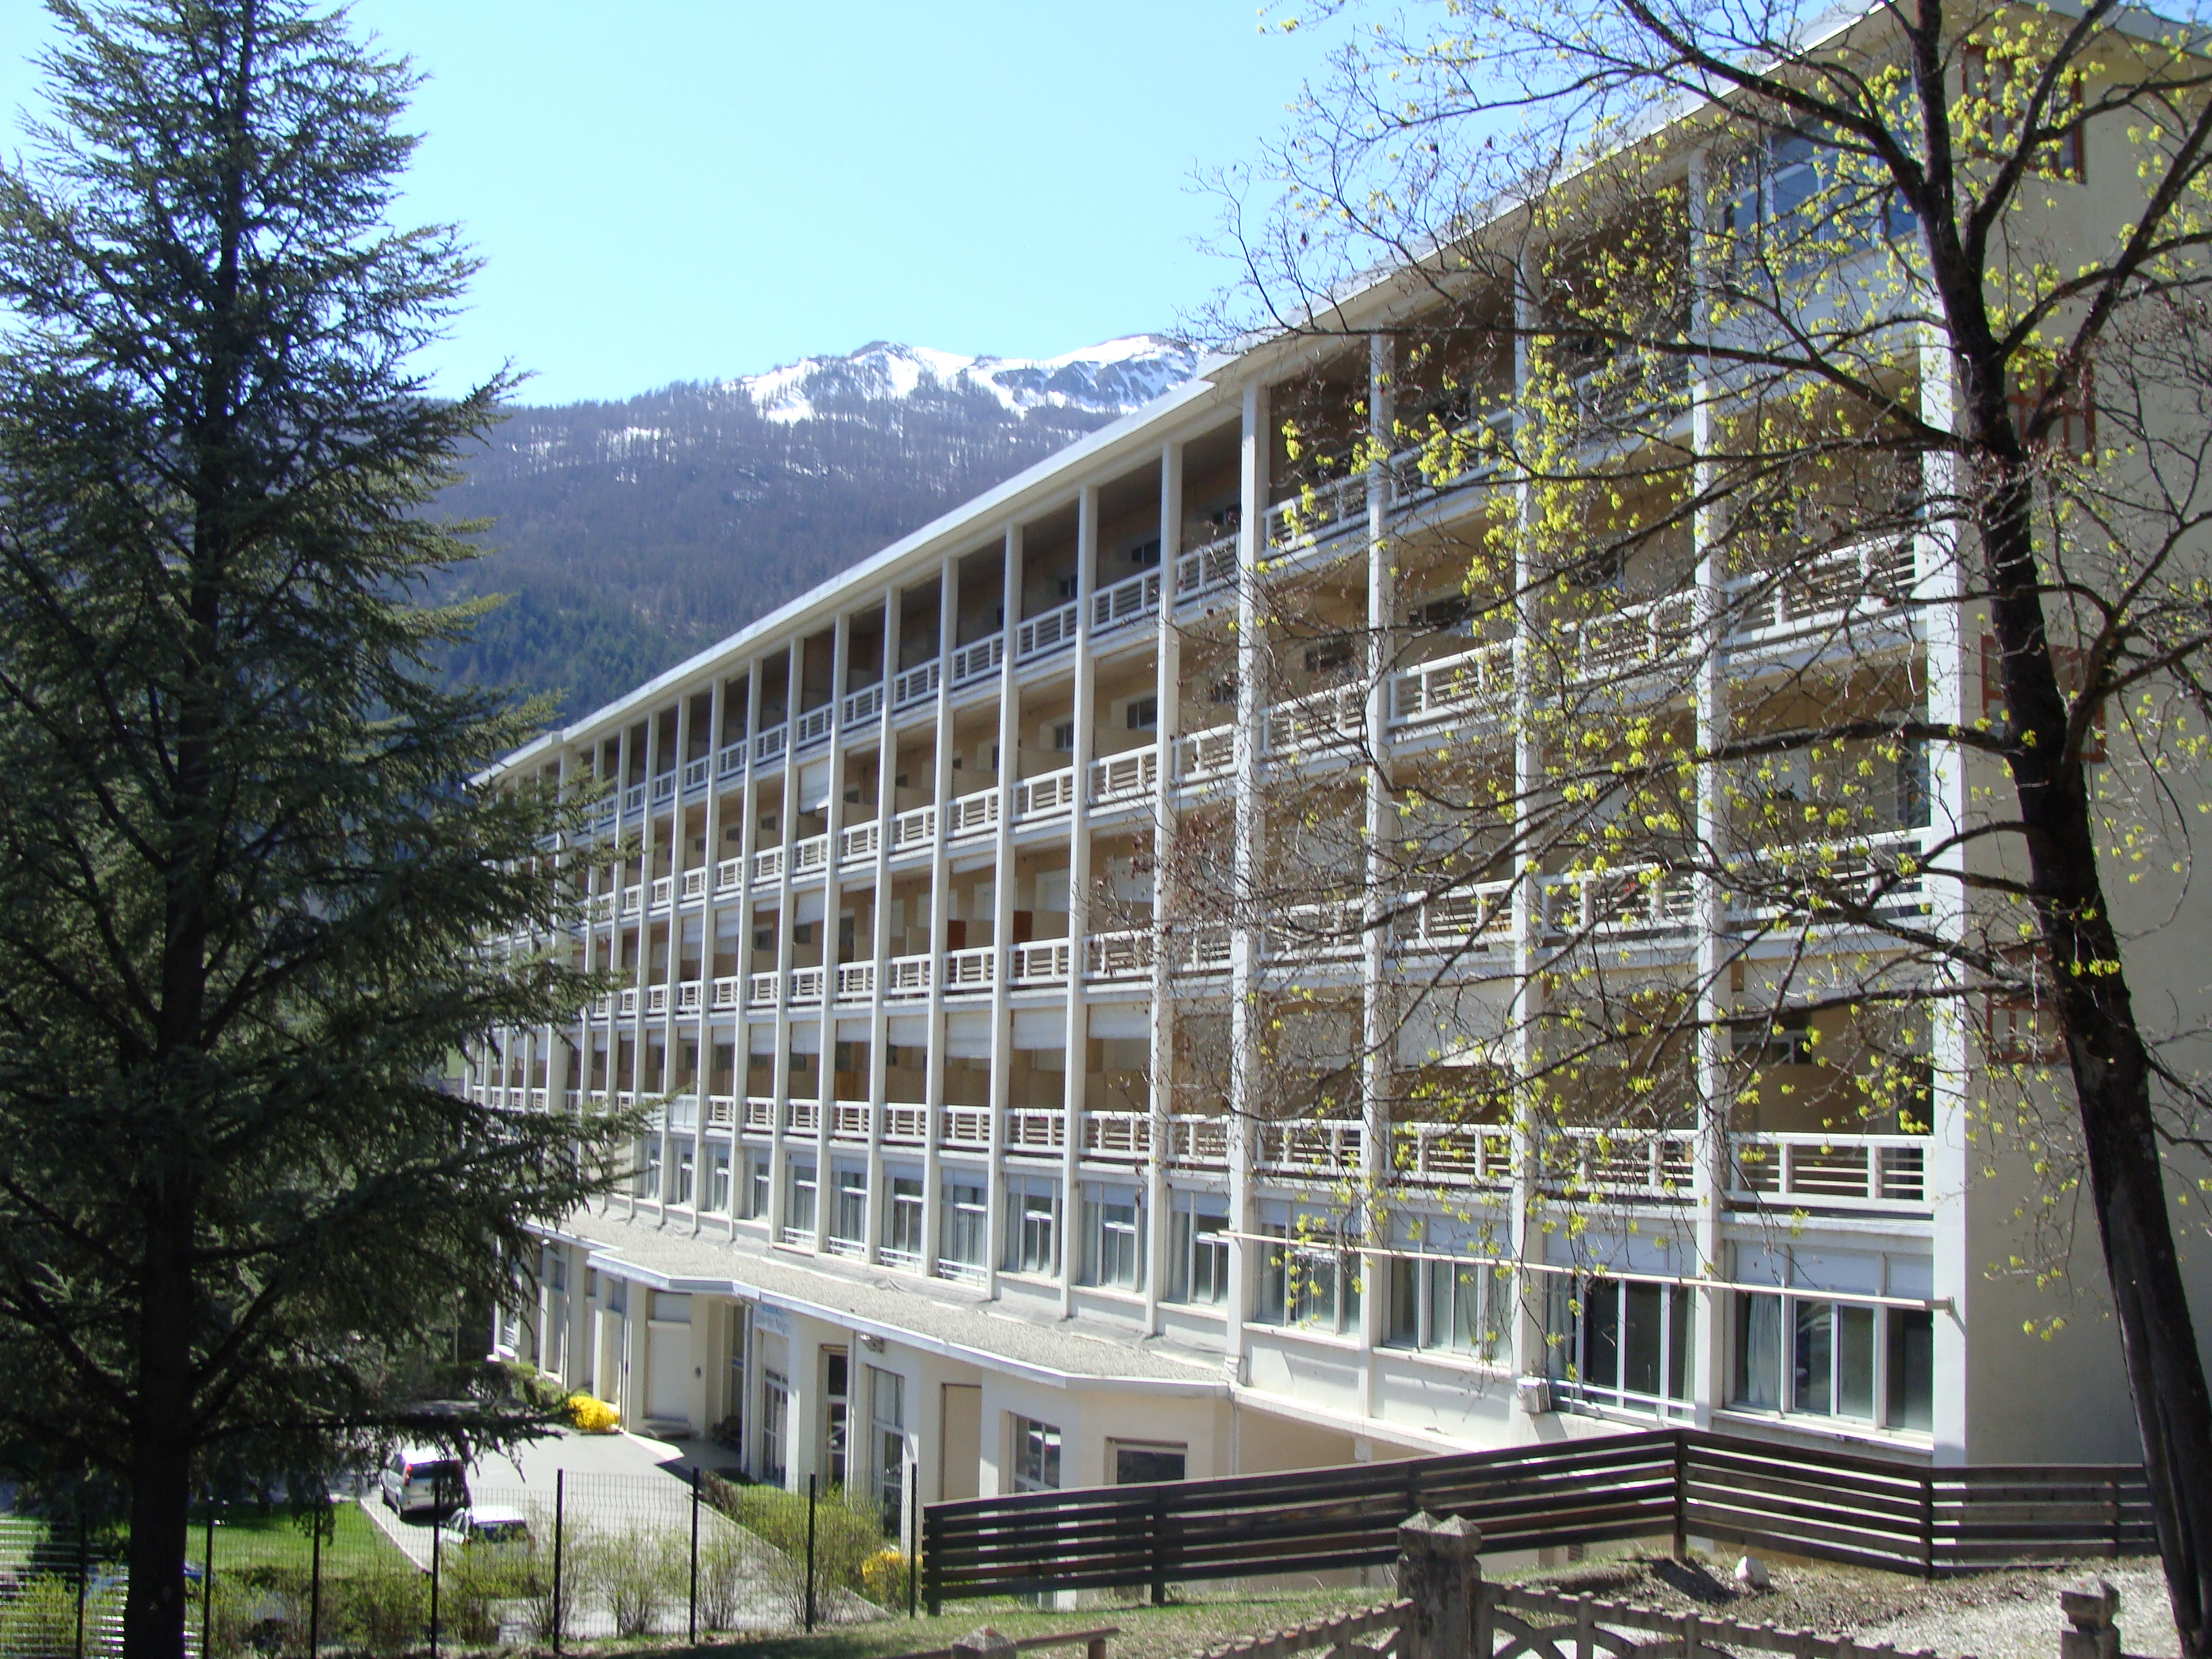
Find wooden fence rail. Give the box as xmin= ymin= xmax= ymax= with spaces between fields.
xmin=920 ymin=1429 xmax=2150 ymax=1610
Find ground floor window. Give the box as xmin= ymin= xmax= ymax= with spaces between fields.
xmin=1168 ymin=1190 xmax=1229 ymax=1305
xmin=885 ymin=1174 xmax=924 ymax=1266
xmin=1550 ymin=1276 xmax=1692 ymax=1414
xmin=786 ymin=1160 xmax=818 ymax=1240
xmin=745 ymin=1149 xmax=770 ymax=1218
xmin=1005 ymin=1176 xmax=1061 ymax=1276
xmin=941 ymin=1179 xmax=987 ymax=1273
xmin=869 ymin=1366 xmax=905 ymax=1530
xmin=674 ymin=1143 xmax=695 ymax=1206
xmin=1389 ymin=1255 xmax=1513 ymax=1365
xmin=708 ymin=1144 xmax=731 ymax=1212
xmin=1255 ymin=1205 xmax=1361 ymax=1334
xmin=831 ymin=1167 xmax=867 ymax=1252
xmin=760 ymin=1369 xmax=789 ymax=1486
xmin=1083 ymin=1183 xmax=1143 ymax=1289
xmin=1112 ymin=1441 xmax=1186 ymax=1484
xmin=1010 ymin=1414 xmax=1061 ymax=1492
xmin=1729 ymin=1248 xmax=1933 ymax=1433
xmin=638 ymin=1135 xmax=662 ymax=1198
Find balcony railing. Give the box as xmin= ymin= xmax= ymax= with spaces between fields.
xmin=1088 ymin=749 xmax=1157 ymax=806
xmin=752 ymin=846 xmax=783 ymax=884
xmin=651 ymin=773 xmax=676 ymax=804
xmin=839 ymin=821 xmax=880 ymax=864
xmin=792 ymin=834 xmax=830 ymax=878
xmin=952 ymin=634 xmax=1005 ymax=684
xmin=1265 ymin=473 xmax=1370 ymax=552
xmin=884 ymin=1103 xmax=928 ymax=1144
xmin=1256 ymin=1118 xmax=1363 ymax=1174
xmin=717 ymin=741 xmax=747 ymax=781
xmin=712 ymin=975 xmax=742 ymax=1010
xmin=1729 ymin=1132 xmax=1930 ymax=1208
xmin=1727 ymin=827 xmax=1930 ymax=923
xmin=939 ymin=1105 xmax=989 ymax=1147
xmin=1391 ymin=639 xmax=1513 ymax=726
xmin=889 ymin=804 xmax=937 ymax=854
xmin=676 ymin=979 xmax=701 ymax=1013
xmin=620 ymin=884 xmax=642 ymax=916
xmin=1725 ymin=537 xmax=1917 ymax=645
xmin=1004 ymin=1107 xmax=1066 ymax=1153
xmin=787 ymin=966 xmax=825 ymax=1006
xmin=1170 ymin=922 xmax=1233 ymax=975
xmin=1548 ymin=1128 xmax=1696 ymax=1198
xmin=1016 ymin=600 xmax=1080 ymax=661
xmin=893 ymin=659 xmax=941 ymax=708
xmin=794 ymin=703 xmax=835 ymax=750
xmin=1176 ymin=722 xmax=1235 ymax=783
xmin=617 ymin=987 xmax=639 ymax=1017
xmin=681 ymin=867 xmax=706 ymax=900
xmin=650 ymin=875 xmax=674 ymax=908
xmin=945 ymin=945 xmax=996 ymax=993
xmin=1265 ymin=684 xmax=1364 ymax=758
xmin=754 ymin=722 xmax=789 ymax=764
xmin=886 ymin=953 xmax=933 ymax=998
xmin=835 ymin=961 xmax=876 ymax=1001
xmin=784 ymin=1100 xmax=820 ymax=1137
xmin=843 ymin=682 xmax=884 ymax=726
xmin=1168 ymin=1114 xmax=1229 ymax=1168
xmin=682 ymin=757 xmax=710 ymax=791
xmin=1540 ymin=864 xmax=1696 ymax=938
xmin=742 ymin=1096 xmax=775 ymax=1132
xmin=706 ymin=1095 xmax=735 ymax=1128
xmin=1084 ymin=928 xmax=1151 ymax=981
xmin=1010 ymin=940 xmax=1070 ymax=987
xmin=1393 ymin=880 xmax=1514 ymax=953
xmin=1082 ymin=1111 xmax=1150 ymax=1162
xmin=947 ymin=786 xmax=1000 ymax=839
xmin=1559 ymin=589 xmax=1697 ymax=680
xmin=1174 ymin=533 xmax=1238 ymax=602
xmin=1014 ymin=767 xmax=1076 ymax=821
xmin=1393 ymin=1122 xmax=1513 ymax=1185
xmin=622 ymin=783 xmax=645 ymax=815
xmin=831 ymin=1099 xmax=870 ymax=1141
xmin=1092 ymin=569 xmax=1162 ymax=636
xmin=747 ymin=971 xmax=779 ymax=1008
xmin=716 ymin=856 xmax=743 ymax=893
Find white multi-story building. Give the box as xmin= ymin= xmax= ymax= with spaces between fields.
xmin=471 ymin=49 xmax=2208 ymax=1532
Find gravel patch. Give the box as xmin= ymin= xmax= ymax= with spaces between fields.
xmin=1514 ymin=1553 xmax=2177 ymax=1659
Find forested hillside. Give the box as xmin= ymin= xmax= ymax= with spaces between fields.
xmin=438 ymin=337 xmax=1194 ymax=718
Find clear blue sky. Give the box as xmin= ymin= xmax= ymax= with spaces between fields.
xmin=0 ymin=3 xmax=1335 ymax=406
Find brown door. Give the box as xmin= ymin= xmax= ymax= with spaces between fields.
xmin=939 ymin=1384 xmax=981 ymax=1500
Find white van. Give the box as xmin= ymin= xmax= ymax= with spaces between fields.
xmin=378 ymin=1447 xmax=468 ymax=1517
xmin=436 ymin=1504 xmax=533 ymax=1557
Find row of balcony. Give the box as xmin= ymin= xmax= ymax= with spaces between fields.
xmin=478 ymin=1079 xmax=1929 ymax=1212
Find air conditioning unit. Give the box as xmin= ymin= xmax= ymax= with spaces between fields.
xmin=1515 ymin=1376 xmax=1554 ymax=1416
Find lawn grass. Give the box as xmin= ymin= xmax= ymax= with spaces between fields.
xmin=192 ymin=1501 xmax=415 ymax=1578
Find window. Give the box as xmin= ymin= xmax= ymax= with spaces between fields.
xmin=760 ymin=1370 xmax=789 ymax=1486
xmin=1005 ymin=1176 xmax=1061 ymax=1275
xmin=787 ymin=1160 xmax=818 ymax=1239
xmin=746 ymin=1151 xmax=771 ymax=1220
xmin=1409 ymin=594 xmax=1474 ymax=636
xmin=824 ymin=1349 xmax=850 ymax=1483
xmin=1169 ymin=1191 xmax=1230 ymax=1305
xmin=941 ymin=1181 xmax=988 ymax=1274
xmin=885 ymin=1176 xmax=925 ymax=1265
xmin=1303 ymin=637 xmax=1355 ymax=678
xmin=1549 ymin=1275 xmax=1692 ymax=1414
xmin=1052 ymin=720 xmax=1076 ymax=753
xmin=1255 ymin=1207 xmax=1361 ymax=1335
xmin=832 ymin=1168 xmax=867 ymax=1252
xmin=1126 ymin=695 xmax=1158 ymax=731
xmin=1126 ymin=536 xmax=1162 ymax=569
xmin=1084 ymin=1184 xmax=1144 ymax=1290
xmin=638 ymin=1136 xmax=662 ymax=1198
xmin=1113 ymin=1442 xmax=1187 ymax=1484
xmin=1730 ymin=1249 xmax=1933 ymax=1433
xmin=869 ymin=1368 xmax=906 ymax=1529
xmin=1725 ymin=127 xmax=1917 ymax=264
xmin=1733 ymin=1009 xmax=1813 ymax=1067
xmin=1387 ymin=1252 xmax=1514 ymax=1365
xmin=1010 ymin=1415 xmax=1061 ymax=1492
xmin=674 ymin=1144 xmax=695 ymax=1207
xmin=1055 ymin=573 xmax=1079 ymax=600
xmin=708 ymin=1145 xmax=731 ymax=1212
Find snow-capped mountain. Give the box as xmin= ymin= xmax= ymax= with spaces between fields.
xmin=732 ymin=335 xmax=1197 ymax=424
xmin=444 ymin=335 xmax=1197 ymax=718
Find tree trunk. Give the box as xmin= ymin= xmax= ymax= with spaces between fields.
xmin=123 ymin=1225 xmax=196 ymax=1659
xmin=1977 ymin=449 xmax=2212 ymax=1659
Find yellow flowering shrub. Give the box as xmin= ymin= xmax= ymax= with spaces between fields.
xmin=566 ymin=1392 xmax=619 ymax=1433
xmin=859 ymin=1547 xmax=909 ymax=1607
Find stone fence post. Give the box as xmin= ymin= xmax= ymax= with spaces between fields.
xmin=1398 ymin=1513 xmax=1483 ymax=1659
xmin=2060 ymin=1581 xmax=2120 ymax=1659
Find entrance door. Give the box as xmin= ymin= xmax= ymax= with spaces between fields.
xmin=939 ymin=1383 xmax=981 ymax=1500
xmin=646 ymin=1322 xmax=692 ymax=1427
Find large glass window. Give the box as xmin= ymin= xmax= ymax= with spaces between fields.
xmin=786 ymin=1159 xmax=817 ymax=1240
xmin=1551 ymin=1276 xmax=1693 ymax=1415
xmin=1004 ymin=1176 xmax=1061 ymax=1276
xmin=1255 ymin=1206 xmax=1361 ymax=1335
xmin=1388 ymin=1254 xmax=1514 ymax=1365
xmin=885 ymin=1175 xmax=924 ymax=1266
xmin=1083 ymin=1184 xmax=1143 ymax=1290
xmin=869 ymin=1368 xmax=905 ymax=1530
xmin=941 ymin=1180 xmax=987 ymax=1275
xmin=1729 ymin=1248 xmax=1933 ymax=1433
xmin=674 ymin=1143 xmax=695 ymax=1207
xmin=638 ymin=1135 xmax=662 ymax=1199
xmin=1169 ymin=1191 xmax=1230 ymax=1305
xmin=760 ymin=1369 xmax=789 ymax=1487
xmin=708 ymin=1145 xmax=731 ymax=1213
xmin=831 ymin=1167 xmax=867 ymax=1252
xmin=1010 ymin=1414 xmax=1061 ymax=1492
xmin=746 ymin=1151 xmax=770 ymax=1219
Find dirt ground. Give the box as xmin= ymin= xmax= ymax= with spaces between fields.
xmin=1521 ymin=1551 xmax=2177 ymax=1659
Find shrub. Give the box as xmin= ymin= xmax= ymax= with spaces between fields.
xmin=860 ymin=1547 xmax=911 ymax=1609
xmin=693 ymin=1521 xmax=753 ymax=1632
xmin=566 ymin=1393 xmax=619 ymax=1434
xmin=0 ymin=1576 xmax=78 ymax=1659
xmin=705 ymin=1477 xmax=892 ymax=1621
xmin=335 ymin=1571 xmax=426 ymax=1656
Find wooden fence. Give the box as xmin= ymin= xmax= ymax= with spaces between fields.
xmin=920 ymin=1429 xmax=2151 ymax=1610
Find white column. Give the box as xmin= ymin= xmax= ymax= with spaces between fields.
xmin=868 ymin=588 xmax=900 ymax=1261
xmin=1507 ymin=263 xmax=1544 ymax=1392
xmin=770 ymin=644 xmax=800 ymax=1244
xmin=1146 ymin=440 xmax=1183 ymax=1331
xmin=822 ymin=614 xmax=853 ymax=1250
xmin=1227 ymin=380 xmax=1270 ymax=1368
xmin=1358 ymin=331 xmax=1397 ymax=1395
xmin=924 ymin=558 xmax=960 ymax=1275
xmin=985 ymin=530 xmax=1022 ymax=1290
xmin=702 ymin=674 xmax=729 ymax=1235
xmin=1060 ymin=485 xmax=1101 ymax=1313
